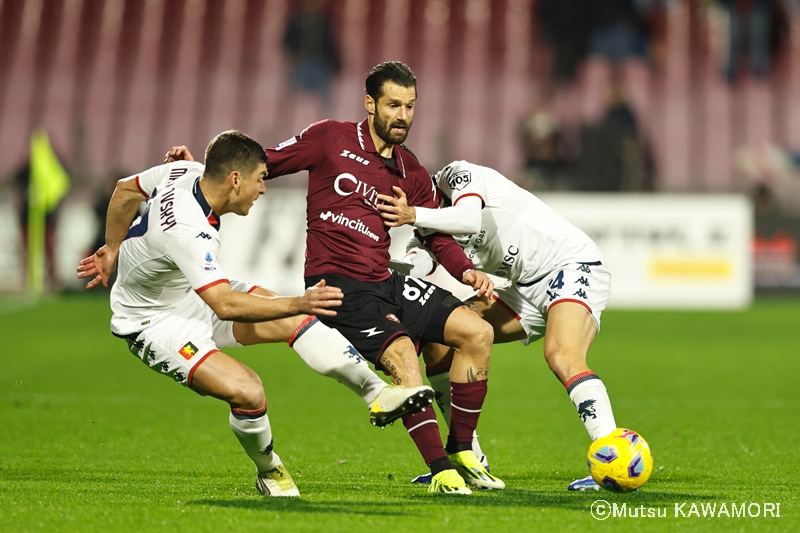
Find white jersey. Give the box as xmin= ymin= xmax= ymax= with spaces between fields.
xmin=110 ymin=161 xmax=228 ymax=336
xmin=429 ymin=161 xmax=603 ymax=284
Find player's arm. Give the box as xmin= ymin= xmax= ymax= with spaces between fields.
xmin=265 ymin=120 xmax=330 ymax=178
xmin=377 ymin=185 xmax=482 ymax=235
xmin=421 ymin=232 xmax=494 ymax=297
xmin=402 ymin=238 xmax=438 ymax=278
xmin=76 ymin=176 xmax=147 ymax=289
xmin=197 ymin=279 xmax=343 ymax=322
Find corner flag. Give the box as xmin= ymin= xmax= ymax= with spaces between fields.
xmin=27 ymin=128 xmax=71 ymax=294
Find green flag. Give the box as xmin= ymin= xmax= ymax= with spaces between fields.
xmin=27 ymin=128 xmax=71 ymax=294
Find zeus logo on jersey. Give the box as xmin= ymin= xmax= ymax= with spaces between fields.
xmin=339 ymin=149 xmax=370 ymax=166
xmin=447 ymin=170 xmax=472 ymax=191
xmin=319 ymin=211 xmax=380 ymax=241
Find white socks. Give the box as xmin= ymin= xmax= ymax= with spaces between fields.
xmin=229 ymin=407 xmax=281 ymax=475
xmin=565 ymin=372 xmax=617 ymax=440
xmin=290 ymin=317 xmax=387 ymax=404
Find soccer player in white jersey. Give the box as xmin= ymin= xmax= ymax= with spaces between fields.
xmin=77 ymin=131 xmax=434 ymax=497
xmin=377 ymin=160 xmax=619 ymax=491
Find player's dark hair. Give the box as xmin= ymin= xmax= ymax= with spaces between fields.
xmin=203 ymin=130 xmax=267 ymax=181
xmin=365 ymin=61 xmax=417 ymax=101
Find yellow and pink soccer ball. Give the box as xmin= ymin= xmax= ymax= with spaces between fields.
xmin=587 ymin=428 xmax=653 ymax=492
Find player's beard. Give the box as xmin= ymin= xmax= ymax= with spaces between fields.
xmin=373 ymin=111 xmax=411 ymax=146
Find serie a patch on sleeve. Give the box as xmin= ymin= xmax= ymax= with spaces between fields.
xmin=273 ymin=137 xmax=297 ymax=150
xmin=203 ymin=250 xmax=218 ymax=271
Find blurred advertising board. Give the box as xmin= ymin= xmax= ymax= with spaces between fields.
xmin=540 ymin=193 xmax=753 ymax=309
xmin=217 ymin=191 xmax=753 ymax=310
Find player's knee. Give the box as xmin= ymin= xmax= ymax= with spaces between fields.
xmin=543 ymin=337 xmax=566 ymax=364
xmin=543 ymin=337 xmax=585 ymax=373
xmin=453 ymin=316 xmax=494 ymax=356
xmin=231 ymin=374 xmax=266 ymax=411
xmin=471 ymin=317 xmax=495 ymax=350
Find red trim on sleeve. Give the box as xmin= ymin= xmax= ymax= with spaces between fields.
xmin=195 ymin=279 xmax=230 ymax=294
xmin=547 ymin=298 xmax=593 ymax=315
xmin=491 ymin=294 xmax=521 ymax=320
xmin=453 ymin=192 xmax=485 ymax=209
xmin=246 ymin=285 xmax=260 ymax=294
xmin=134 ymin=175 xmax=149 ymax=198
xmin=187 ymin=349 xmax=219 ymax=388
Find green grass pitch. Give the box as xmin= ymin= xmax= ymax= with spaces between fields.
xmin=2 ymin=294 xmax=798 ymax=532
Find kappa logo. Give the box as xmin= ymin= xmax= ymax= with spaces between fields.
xmin=196 ymin=232 xmax=212 ymax=240
xmin=447 ymin=170 xmax=472 ymax=191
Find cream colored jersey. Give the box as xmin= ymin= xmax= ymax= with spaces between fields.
xmin=110 ymin=161 xmax=228 ymax=336
xmin=431 ymin=160 xmax=603 ymax=284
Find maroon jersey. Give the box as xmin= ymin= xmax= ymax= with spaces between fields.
xmin=266 ymin=118 xmax=473 ymax=282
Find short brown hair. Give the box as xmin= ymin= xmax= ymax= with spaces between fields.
xmin=204 ymin=130 xmax=267 ymax=180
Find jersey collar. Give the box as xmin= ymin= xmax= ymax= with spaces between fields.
xmin=357 ymin=118 xmax=407 ymax=179
xmin=192 ymin=177 xmax=221 ymax=230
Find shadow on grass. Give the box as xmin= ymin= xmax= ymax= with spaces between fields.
xmin=188 ymin=498 xmax=421 ymax=517
xmin=189 ymin=483 xmax=719 ymax=515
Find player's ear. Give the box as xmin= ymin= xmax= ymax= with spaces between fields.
xmin=228 ymin=170 xmax=240 ymax=191
xmin=365 ymin=95 xmax=375 ymax=115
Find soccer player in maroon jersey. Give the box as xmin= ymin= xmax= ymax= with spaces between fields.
xmin=265 ymin=61 xmax=503 ymax=494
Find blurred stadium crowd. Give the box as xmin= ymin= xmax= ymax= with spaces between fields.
xmin=1 ymin=0 xmax=799 ymax=290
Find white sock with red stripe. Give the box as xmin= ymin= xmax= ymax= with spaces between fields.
xmin=565 ymin=371 xmax=616 ymax=440
xmin=289 ymin=317 xmax=387 ymax=404
xmin=229 ymin=405 xmax=281 ymax=474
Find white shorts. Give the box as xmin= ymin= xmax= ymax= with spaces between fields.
xmin=116 ymin=280 xmax=255 ymax=387
xmin=492 ymin=262 xmax=611 ymax=345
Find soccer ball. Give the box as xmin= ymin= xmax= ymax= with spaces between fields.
xmin=587 ymin=428 xmax=653 ymax=493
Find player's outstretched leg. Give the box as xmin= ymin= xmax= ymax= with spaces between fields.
xmin=380 ymin=337 xmax=470 ymax=495
xmin=544 ymin=301 xmax=616 ymax=491
xmin=443 ymin=307 xmax=505 ymax=490
xmin=425 ymin=356 xmax=489 ymax=463
xmin=192 ymin=350 xmax=299 ymax=497
xmin=287 ymin=316 xmax=388 ymax=406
